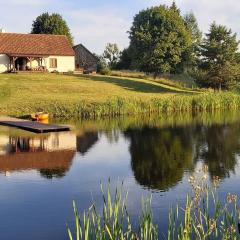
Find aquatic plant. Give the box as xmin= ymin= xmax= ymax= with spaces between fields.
xmin=67 ymin=167 xmax=240 ymax=240
xmin=67 ymin=181 xmax=157 ymax=240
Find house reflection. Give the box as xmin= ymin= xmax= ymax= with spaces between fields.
xmin=0 ymin=130 xmax=100 ymax=178
xmin=0 ymin=132 xmax=77 ymax=179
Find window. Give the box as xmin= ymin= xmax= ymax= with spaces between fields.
xmin=49 ymin=58 xmax=57 ymax=68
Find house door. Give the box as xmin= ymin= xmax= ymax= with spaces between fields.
xmin=15 ymin=57 xmax=27 ymax=71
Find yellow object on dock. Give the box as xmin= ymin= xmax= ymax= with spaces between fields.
xmin=31 ymin=112 xmax=49 ymax=121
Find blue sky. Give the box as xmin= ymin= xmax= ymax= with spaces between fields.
xmin=1 ymin=0 xmax=240 ymax=54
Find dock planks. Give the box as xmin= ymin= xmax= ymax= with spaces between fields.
xmin=0 ymin=116 xmax=70 ymax=133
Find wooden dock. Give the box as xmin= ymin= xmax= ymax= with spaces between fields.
xmin=0 ymin=116 xmax=70 ymax=133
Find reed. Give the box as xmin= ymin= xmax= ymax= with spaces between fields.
xmin=67 ymin=181 xmax=157 ymax=240
xmin=34 ymin=92 xmax=240 ymax=119
xmin=67 ymin=168 xmax=240 ymax=240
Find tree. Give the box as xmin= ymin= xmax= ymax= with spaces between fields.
xmin=184 ymin=12 xmax=202 ymax=46
xmin=197 ymin=22 xmax=240 ymax=89
xmin=177 ymin=12 xmax=202 ymax=72
xmin=129 ymin=4 xmax=192 ymax=76
xmin=96 ymin=55 xmax=110 ymax=74
xmin=116 ymin=48 xmax=132 ymax=70
xmin=170 ymin=1 xmax=180 ymax=14
xmin=31 ymin=12 xmax=73 ymax=45
xmin=103 ymin=43 xmax=120 ymax=69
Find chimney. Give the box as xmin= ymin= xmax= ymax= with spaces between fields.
xmin=0 ymin=28 xmax=6 ymax=33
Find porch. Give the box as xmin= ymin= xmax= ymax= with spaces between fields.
xmin=8 ymin=54 xmax=49 ymax=72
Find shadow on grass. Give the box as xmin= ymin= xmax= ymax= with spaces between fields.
xmin=74 ymin=75 xmax=193 ymax=94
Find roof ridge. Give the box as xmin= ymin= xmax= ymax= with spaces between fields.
xmin=0 ymin=32 xmax=68 ymax=37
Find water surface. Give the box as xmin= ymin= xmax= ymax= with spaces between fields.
xmin=0 ymin=112 xmax=240 ymax=239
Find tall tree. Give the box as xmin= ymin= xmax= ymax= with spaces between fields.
xmin=103 ymin=43 xmax=120 ymax=69
xmin=184 ymin=12 xmax=202 ymax=46
xmin=170 ymin=1 xmax=180 ymax=14
xmin=129 ymin=5 xmax=192 ymax=76
xmin=177 ymin=12 xmax=202 ymax=72
xmin=31 ymin=12 xmax=73 ymax=45
xmin=197 ymin=22 xmax=240 ymax=89
xmin=116 ymin=48 xmax=132 ymax=69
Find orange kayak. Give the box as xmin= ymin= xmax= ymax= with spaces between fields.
xmin=31 ymin=112 xmax=49 ymax=121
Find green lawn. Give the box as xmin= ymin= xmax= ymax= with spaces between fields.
xmin=0 ymin=73 xmax=238 ymax=118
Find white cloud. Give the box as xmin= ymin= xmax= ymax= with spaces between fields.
xmin=68 ymin=9 xmax=131 ymax=54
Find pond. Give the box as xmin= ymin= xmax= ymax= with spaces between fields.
xmin=0 ymin=111 xmax=240 ymax=239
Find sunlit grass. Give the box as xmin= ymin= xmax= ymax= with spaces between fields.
xmin=0 ymin=73 xmax=239 ymax=118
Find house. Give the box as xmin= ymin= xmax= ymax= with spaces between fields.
xmin=73 ymin=44 xmax=98 ymax=73
xmin=0 ymin=32 xmax=75 ymax=73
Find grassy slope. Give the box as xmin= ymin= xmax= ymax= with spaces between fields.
xmin=0 ymin=73 xmax=197 ymax=115
xmin=0 ymin=73 xmax=238 ymax=118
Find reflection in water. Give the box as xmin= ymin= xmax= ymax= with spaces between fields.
xmin=124 ymin=121 xmax=240 ymax=191
xmin=1 ymin=113 xmax=240 ymax=239
xmin=195 ymin=123 xmax=240 ymax=179
xmin=124 ymin=126 xmax=194 ymax=191
xmin=9 ymin=136 xmax=47 ymax=153
xmin=39 ymin=168 xmax=68 ymax=179
xmin=0 ymin=115 xmax=239 ymax=186
xmin=0 ymin=131 xmax=100 ymax=179
xmin=77 ymin=132 xmax=99 ymax=155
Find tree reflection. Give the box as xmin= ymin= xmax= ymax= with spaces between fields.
xmin=195 ymin=123 xmax=240 ymax=179
xmin=124 ymin=126 xmax=194 ymax=191
xmin=39 ymin=168 xmax=67 ymax=179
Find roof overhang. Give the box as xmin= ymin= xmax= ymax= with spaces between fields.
xmin=7 ymin=54 xmax=49 ymax=58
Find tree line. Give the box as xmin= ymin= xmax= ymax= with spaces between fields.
xmin=100 ymin=3 xmax=240 ymax=90
xmin=30 ymin=4 xmax=240 ymax=90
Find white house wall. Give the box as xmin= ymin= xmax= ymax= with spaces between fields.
xmin=0 ymin=54 xmax=10 ymax=73
xmin=0 ymin=55 xmax=75 ymax=73
xmin=45 ymin=56 xmax=75 ymax=72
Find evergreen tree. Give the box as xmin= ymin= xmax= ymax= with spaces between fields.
xmin=31 ymin=12 xmax=73 ymax=45
xmin=197 ymin=22 xmax=240 ymax=89
xmin=116 ymin=48 xmax=132 ymax=70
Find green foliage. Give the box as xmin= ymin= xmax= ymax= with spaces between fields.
xmin=96 ymin=55 xmax=110 ymax=75
xmin=116 ymin=48 xmax=132 ymax=70
xmin=177 ymin=12 xmax=202 ymax=73
xmin=197 ymin=22 xmax=240 ymax=89
xmin=184 ymin=12 xmax=202 ymax=47
xmin=169 ymin=167 xmax=239 ymax=239
xmin=68 ymin=171 xmax=240 ymax=240
xmin=67 ymin=181 xmax=158 ymax=240
xmin=129 ymin=4 xmax=192 ymax=75
xmin=103 ymin=43 xmax=120 ymax=69
xmin=31 ymin=12 xmax=73 ymax=45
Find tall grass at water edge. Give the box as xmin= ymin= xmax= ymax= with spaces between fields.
xmin=14 ymin=92 xmax=240 ymax=119
xmin=67 ymin=167 xmax=240 ymax=240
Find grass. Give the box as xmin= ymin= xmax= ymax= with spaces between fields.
xmin=67 ymin=168 xmax=240 ymax=240
xmin=0 ymin=73 xmax=240 ymax=118
xmin=109 ymin=70 xmax=197 ymax=88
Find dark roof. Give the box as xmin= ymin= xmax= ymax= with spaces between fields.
xmin=0 ymin=150 xmax=75 ymax=172
xmin=73 ymin=43 xmax=99 ymax=61
xmin=0 ymin=33 xmax=75 ymax=56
